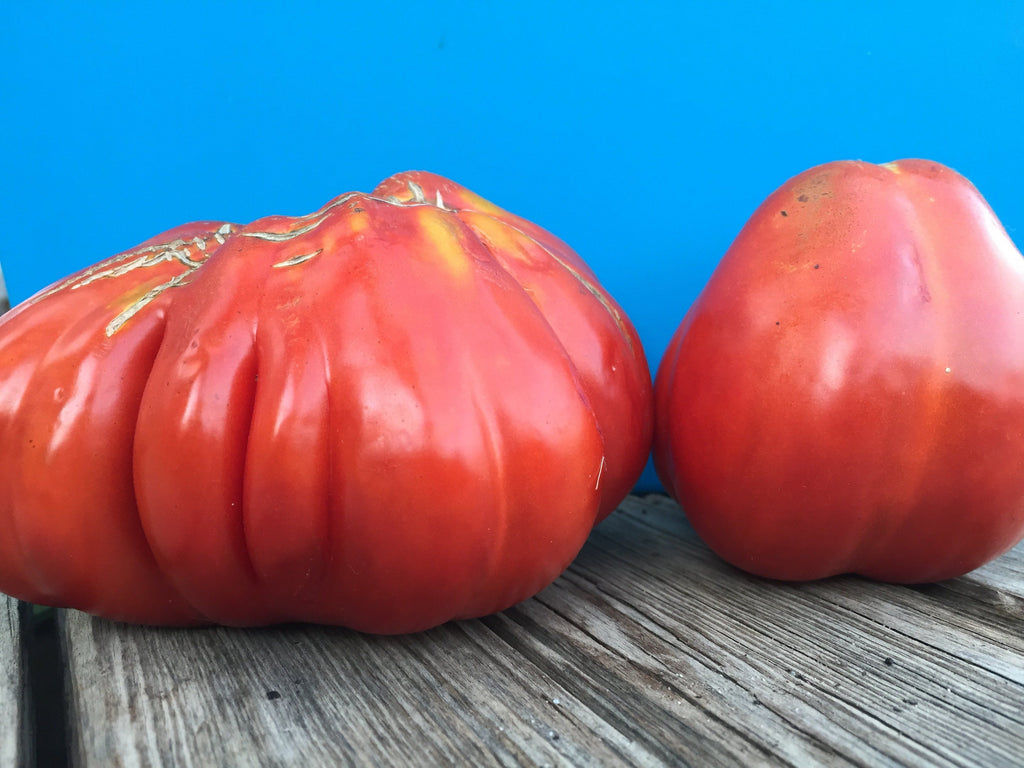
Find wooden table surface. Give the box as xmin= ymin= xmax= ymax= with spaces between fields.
xmin=4 ymin=494 xmax=1024 ymax=767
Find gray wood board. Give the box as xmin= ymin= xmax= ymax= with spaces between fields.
xmin=2 ymin=596 xmax=26 ymax=767
xmin=59 ymin=495 xmax=1024 ymax=767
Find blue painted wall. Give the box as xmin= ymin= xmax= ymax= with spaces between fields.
xmin=3 ymin=2 xmax=1022 ymax=489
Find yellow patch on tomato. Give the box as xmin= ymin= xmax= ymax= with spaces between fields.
xmin=344 ymin=204 xmax=370 ymax=235
xmin=416 ymin=209 xmax=472 ymax=281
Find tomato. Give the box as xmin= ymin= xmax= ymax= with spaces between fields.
xmin=654 ymin=159 xmax=1024 ymax=583
xmin=0 ymin=171 xmax=652 ymax=632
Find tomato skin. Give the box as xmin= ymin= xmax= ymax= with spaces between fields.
xmin=654 ymin=159 xmax=1024 ymax=583
xmin=0 ymin=172 xmax=652 ymax=632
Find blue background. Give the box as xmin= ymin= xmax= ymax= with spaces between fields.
xmin=3 ymin=2 xmax=1023 ymax=490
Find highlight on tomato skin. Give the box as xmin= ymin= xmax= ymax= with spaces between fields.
xmin=653 ymin=158 xmax=1024 ymax=584
xmin=0 ymin=171 xmax=654 ymax=633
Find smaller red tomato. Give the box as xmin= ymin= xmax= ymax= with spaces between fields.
xmin=654 ymin=159 xmax=1024 ymax=583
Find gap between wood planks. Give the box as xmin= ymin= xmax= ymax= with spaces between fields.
xmin=23 ymin=606 xmax=70 ymax=768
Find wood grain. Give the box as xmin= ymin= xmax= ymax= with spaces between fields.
xmin=59 ymin=495 xmax=1024 ymax=767
xmin=1 ymin=596 xmax=26 ymax=767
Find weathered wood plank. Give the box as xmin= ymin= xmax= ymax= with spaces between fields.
xmin=1 ymin=597 xmax=27 ymax=767
xmin=560 ymin=496 xmax=1024 ymax=767
xmin=59 ymin=495 xmax=1024 ymax=767
xmin=63 ymin=611 xmax=654 ymax=767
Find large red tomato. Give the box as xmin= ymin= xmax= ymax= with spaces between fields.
xmin=654 ymin=159 xmax=1024 ymax=583
xmin=0 ymin=171 xmax=652 ymax=632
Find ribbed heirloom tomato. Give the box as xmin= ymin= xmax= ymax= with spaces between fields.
xmin=654 ymin=159 xmax=1024 ymax=583
xmin=0 ymin=171 xmax=653 ymax=632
